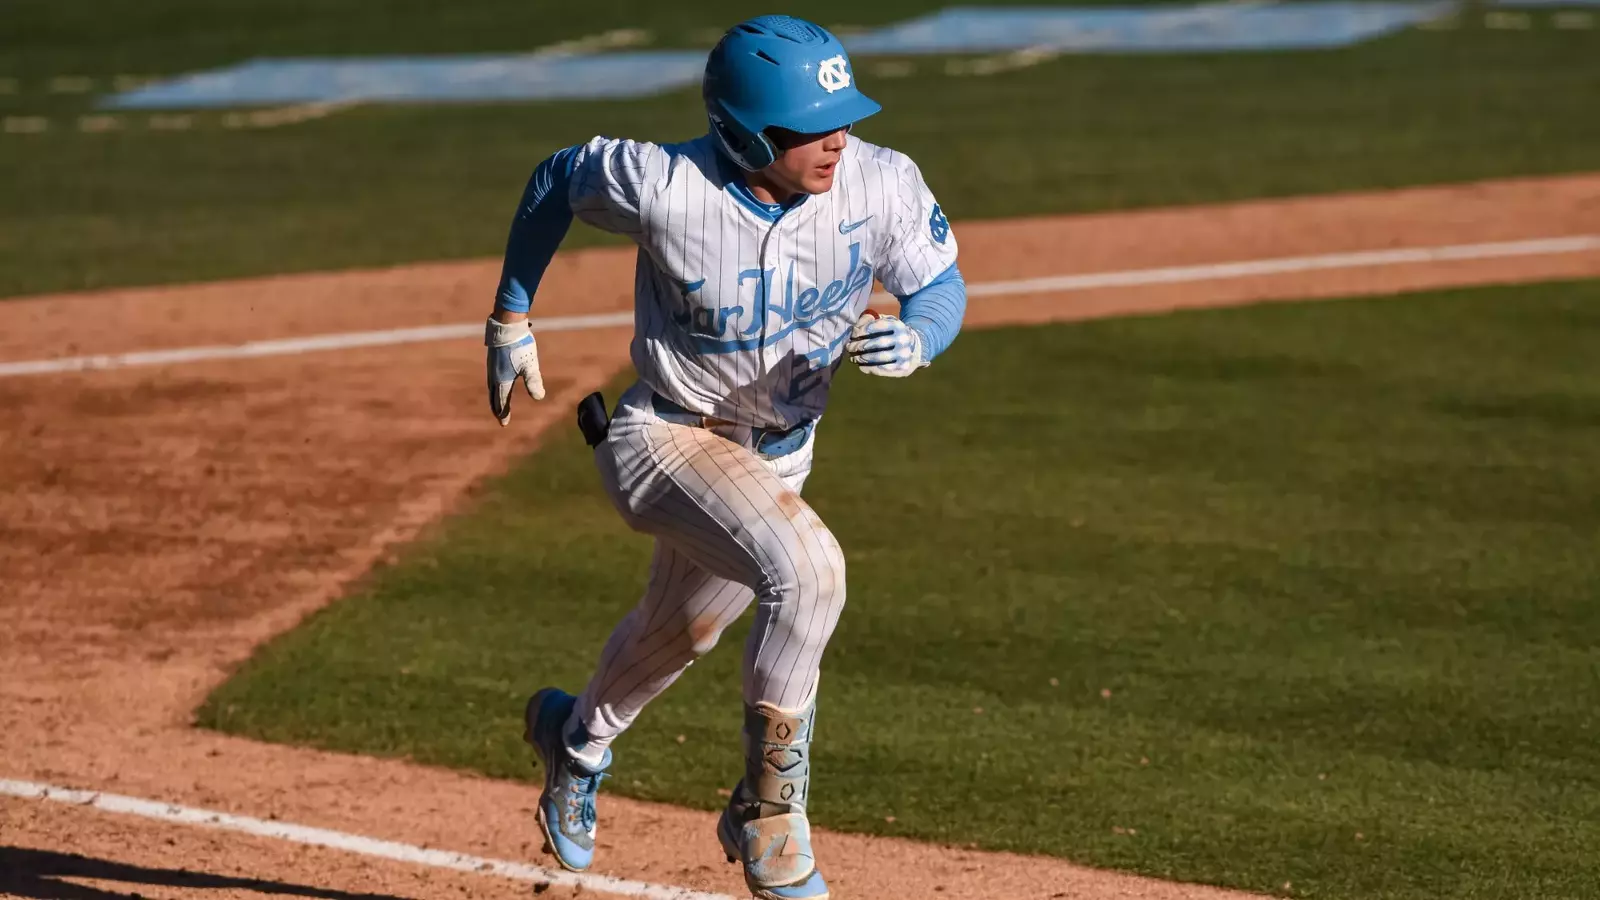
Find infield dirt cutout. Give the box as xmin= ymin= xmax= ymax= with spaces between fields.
xmin=3 ymin=173 xmax=1599 ymax=900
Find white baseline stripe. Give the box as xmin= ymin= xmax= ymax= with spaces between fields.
xmin=2 ymin=234 xmax=1596 ymax=379
xmin=0 ymin=311 xmax=633 ymax=377
xmin=0 ymin=778 xmax=734 ymax=900
xmin=965 ymin=234 xmax=1600 ymax=297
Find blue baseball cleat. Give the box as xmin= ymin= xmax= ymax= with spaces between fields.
xmin=718 ymin=808 xmax=830 ymax=900
xmin=524 ymin=688 xmax=611 ymax=872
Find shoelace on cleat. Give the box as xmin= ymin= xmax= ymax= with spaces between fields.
xmin=564 ymin=769 xmax=606 ymax=832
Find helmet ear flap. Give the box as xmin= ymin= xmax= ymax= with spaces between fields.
xmin=707 ymin=107 xmax=777 ymax=171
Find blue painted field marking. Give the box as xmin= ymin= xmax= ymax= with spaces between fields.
xmin=1492 ymin=0 xmax=1600 ymax=7
xmin=105 ymin=3 xmax=1456 ymax=110
xmin=844 ymin=2 xmax=1452 ymax=55
xmin=106 ymin=50 xmax=707 ymax=109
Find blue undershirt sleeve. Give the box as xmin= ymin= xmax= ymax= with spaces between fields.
xmin=493 ymin=145 xmax=581 ymax=314
xmin=897 ymin=262 xmax=967 ymax=362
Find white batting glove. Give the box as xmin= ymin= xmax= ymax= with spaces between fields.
xmin=845 ymin=310 xmax=926 ymax=378
xmin=486 ymin=316 xmax=546 ymax=426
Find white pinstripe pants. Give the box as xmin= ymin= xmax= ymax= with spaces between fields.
xmin=568 ymin=384 xmax=847 ymax=752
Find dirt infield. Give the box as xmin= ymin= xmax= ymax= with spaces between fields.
xmin=3 ymin=173 xmax=1598 ymax=900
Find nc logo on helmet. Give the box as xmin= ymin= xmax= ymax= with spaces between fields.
xmin=817 ymin=55 xmax=851 ymax=94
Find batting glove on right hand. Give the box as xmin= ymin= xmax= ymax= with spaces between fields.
xmin=845 ymin=310 xmax=927 ymax=378
xmin=486 ymin=316 xmax=546 ymax=426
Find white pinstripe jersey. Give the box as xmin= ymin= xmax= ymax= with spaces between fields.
xmin=568 ymin=133 xmax=958 ymax=430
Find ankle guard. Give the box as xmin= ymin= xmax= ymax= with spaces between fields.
xmin=741 ymin=701 xmax=814 ymax=816
xmin=720 ymin=701 xmax=824 ymax=894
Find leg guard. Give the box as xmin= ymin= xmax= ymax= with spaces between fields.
xmin=716 ymin=702 xmax=828 ymax=900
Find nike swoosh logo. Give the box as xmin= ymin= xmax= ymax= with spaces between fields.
xmin=839 ymin=216 xmax=872 ymax=235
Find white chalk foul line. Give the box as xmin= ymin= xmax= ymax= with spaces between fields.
xmin=0 ymin=311 xmax=634 ymax=377
xmin=0 ymin=778 xmax=734 ymax=900
xmin=964 ymin=234 xmax=1600 ymax=297
xmin=2 ymin=234 xmax=1597 ymax=379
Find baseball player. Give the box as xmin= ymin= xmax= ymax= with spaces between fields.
xmin=484 ymin=15 xmax=966 ymax=899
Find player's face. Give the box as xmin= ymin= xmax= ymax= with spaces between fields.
xmin=766 ymin=126 xmax=850 ymax=195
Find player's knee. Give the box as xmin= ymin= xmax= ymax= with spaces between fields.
xmin=816 ymin=546 xmax=846 ymax=609
xmin=764 ymin=532 xmax=845 ymax=604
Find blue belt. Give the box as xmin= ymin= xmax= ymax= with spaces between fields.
xmin=651 ymin=393 xmax=814 ymax=460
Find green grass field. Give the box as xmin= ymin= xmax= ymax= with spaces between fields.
xmin=2 ymin=6 xmax=1599 ymax=296
xmin=203 ymin=281 xmax=1600 ymax=900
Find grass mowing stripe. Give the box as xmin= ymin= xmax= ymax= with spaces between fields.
xmin=202 ymin=280 xmax=1600 ymax=900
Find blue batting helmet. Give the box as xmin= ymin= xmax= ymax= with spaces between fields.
xmin=703 ymin=15 xmax=881 ymax=171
